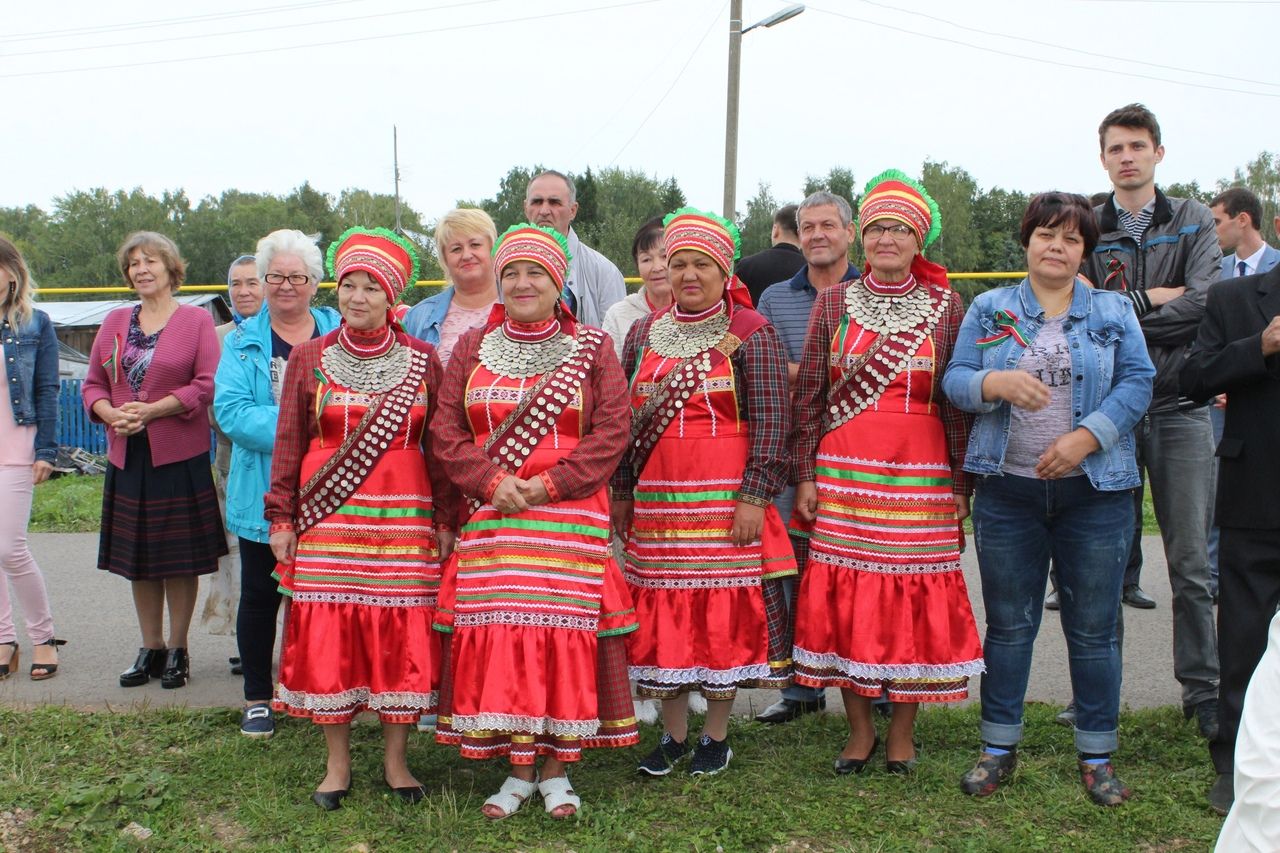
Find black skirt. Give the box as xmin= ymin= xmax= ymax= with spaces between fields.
xmin=97 ymin=433 xmax=228 ymax=580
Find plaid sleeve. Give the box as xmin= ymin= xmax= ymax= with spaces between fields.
xmin=934 ymin=289 xmax=974 ymax=496
xmin=736 ymin=320 xmax=791 ymax=502
xmin=789 ymin=286 xmax=841 ymax=483
xmin=416 ymin=341 xmax=462 ymax=530
xmin=263 ymin=338 xmax=322 ymax=528
xmin=428 ymin=328 xmax=510 ymax=501
xmin=609 ymin=314 xmax=652 ymax=498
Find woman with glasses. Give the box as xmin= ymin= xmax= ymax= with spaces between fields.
xmin=790 ymin=171 xmax=983 ymax=776
xmin=84 ymin=231 xmax=227 ymax=689
xmin=214 ymin=229 xmax=340 ymax=737
xmin=943 ymin=192 xmax=1153 ymax=805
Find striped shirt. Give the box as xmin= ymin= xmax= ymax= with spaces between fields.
xmin=756 ymin=262 xmax=859 ymax=364
xmin=1115 ymin=197 xmax=1155 ymax=243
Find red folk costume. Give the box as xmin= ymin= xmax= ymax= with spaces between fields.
xmin=614 ymin=209 xmax=796 ymax=701
xmin=790 ymin=172 xmax=983 ymax=703
xmin=431 ymin=224 xmax=639 ymax=765
xmin=264 ymin=228 xmax=455 ymax=725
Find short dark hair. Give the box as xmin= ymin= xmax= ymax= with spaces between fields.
xmin=631 ymin=216 xmax=665 ymax=265
xmin=1020 ymin=192 xmax=1100 ymax=254
xmin=1209 ymin=186 xmax=1263 ymax=231
xmin=773 ymin=204 xmax=799 ymax=237
xmin=1098 ymin=103 xmax=1161 ymax=152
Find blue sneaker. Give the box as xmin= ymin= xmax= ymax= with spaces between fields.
xmin=240 ymin=703 xmax=275 ymax=739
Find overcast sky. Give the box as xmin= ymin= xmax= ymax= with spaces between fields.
xmin=6 ymin=0 xmax=1278 ymax=219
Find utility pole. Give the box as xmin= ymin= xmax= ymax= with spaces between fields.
xmin=722 ymin=0 xmax=743 ymax=222
xmin=393 ymin=125 xmax=403 ymax=234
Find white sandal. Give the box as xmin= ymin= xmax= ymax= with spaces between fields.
xmin=482 ymin=775 xmax=537 ymax=820
xmin=538 ymin=774 xmax=581 ymax=818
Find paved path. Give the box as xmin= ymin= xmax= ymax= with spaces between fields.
xmin=0 ymin=533 xmax=1193 ymax=718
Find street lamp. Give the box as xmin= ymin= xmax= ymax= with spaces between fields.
xmin=723 ymin=2 xmax=805 ymax=220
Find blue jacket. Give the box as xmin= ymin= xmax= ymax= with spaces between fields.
xmin=213 ymin=306 xmax=340 ymax=542
xmin=1221 ymin=243 xmax=1280 ymax=279
xmin=942 ymin=279 xmax=1155 ymax=491
xmin=402 ymin=286 xmax=454 ymax=346
xmin=2 ymin=309 xmax=59 ymax=463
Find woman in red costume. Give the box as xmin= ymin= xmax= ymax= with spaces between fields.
xmin=265 ymin=227 xmax=455 ymax=810
xmin=612 ymin=208 xmax=795 ymax=777
xmin=790 ymin=170 xmax=983 ymax=775
xmin=431 ymin=223 xmax=637 ymax=820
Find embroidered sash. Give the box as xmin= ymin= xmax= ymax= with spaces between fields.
xmin=823 ymin=290 xmax=947 ymax=433
xmin=294 ymin=346 xmax=429 ymax=536
xmin=628 ymin=310 xmax=765 ymax=478
xmin=481 ymin=325 xmax=606 ymax=472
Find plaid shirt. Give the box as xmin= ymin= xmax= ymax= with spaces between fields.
xmin=790 ymin=282 xmax=973 ymax=495
xmin=263 ymin=330 xmax=460 ymax=530
xmin=431 ymin=322 xmax=631 ymax=503
xmin=612 ymin=306 xmax=792 ymax=503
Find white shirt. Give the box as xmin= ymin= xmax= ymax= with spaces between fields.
xmin=1236 ymin=243 xmax=1268 ymax=277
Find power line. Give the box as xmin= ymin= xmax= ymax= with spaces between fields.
xmin=5 ymin=0 xmax=364 ymax=43
xmin=806 ymin=3 xmax=1280 ymax=99
xmin=853 ymin=0 xmax=1280 ymax=89
xmin=609 ymin=1 xmax=726 ymax=165
xmin=2 ymin=0 xmax=508 ymax=59
xmin=0 ymin=0 xmax=664 ymax=79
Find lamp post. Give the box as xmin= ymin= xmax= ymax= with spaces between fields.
xmin=722 ymin=2 xmax=805 ymax=220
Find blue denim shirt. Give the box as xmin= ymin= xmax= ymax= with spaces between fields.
xmin=2 ymin=309 xmax=59 ymax=463
xmin=941 ymin=279 xmax=1154 ymax=491
xmin=402 ymin=286 xmax=454 ymax=346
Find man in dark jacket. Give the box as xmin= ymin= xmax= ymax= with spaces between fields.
xmin=1081 ymin=104 xmax=1222 ymax=749
xmin=1181 ymin=267 xmax=1280 ymax=815
xmin=736 ymin=204 xmax=807 ymax=304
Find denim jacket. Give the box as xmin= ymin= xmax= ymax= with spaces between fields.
xmin=2 ymin=309 xmax=59 ymax=463
xmin=941 ymin=279 xmax=1154 ymax=491
xmin=212 ymin=305 xmax=340 ymax=542
xmin=401 ymin=286 xmax=454 ymax=346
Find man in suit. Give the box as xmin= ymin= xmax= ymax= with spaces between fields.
xmin=1181 ymin=265 xmax=1280 ymax=815
xmin=1211 ymin=187 xmax=1280 ymax=281
xmin=736 ymin=204 xmax=806 ymax=304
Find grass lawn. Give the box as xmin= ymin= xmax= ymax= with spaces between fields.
xmin=0 ymin=704 xmax=1222 ymax=851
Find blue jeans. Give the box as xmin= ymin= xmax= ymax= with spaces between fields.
xmin=973 ymin=473 xmax=1133 ymax=754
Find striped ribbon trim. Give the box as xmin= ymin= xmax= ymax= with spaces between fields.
xmin=975 ymin=309 xmax=1029 ymax=349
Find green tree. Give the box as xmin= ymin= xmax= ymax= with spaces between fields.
xmin=659 ymin=177 xmax=686 ymax=213
xmin=41 ymin=188 xmax=189 ymax=286
xmin=738 ymin=182 xmax=778 ymax=258
xmin=920 ymin=161 xmax=980 ymax=272
xmin=802 ymin=167 xmax=857 ymax=209
xmin=471 ymin=165 xmax=539 ymax=233
xmin=573 ymin=167 xmax=600 ymax=239
xmin=971 ymin=187 xmax=1030 ymax=272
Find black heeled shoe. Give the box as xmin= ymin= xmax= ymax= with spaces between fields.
xmin=886 ymin=740 xmax=921 ymax=775
xmin=0 ymin=641 xmax=18 ymax=680
xmin=312 ymin=779 xmax=352 ymax=811
xmin=834 ymin=734 xmax=880 ymax=775
xmin=120 ymin=647 xmax=166 ymax=687
xmin=30 ymin=638 xmax=66 ymax=681
xmin=384 ymin=775 xmax=427 ymax=804
xmin=160 ymin=648 xmax=189 ymax=689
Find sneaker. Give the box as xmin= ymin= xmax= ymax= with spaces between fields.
xmin=416 ymin=713 xmax=438 ymax=733
xmin=689 ymin=734 xmax=733 ymax=776
xmin=1055 ymin=701 xmax=1077 ymax=728
xmin=240 ymin=703 xmax=275 ymax=739
xmin=959 ymin=750 xmax=1017 ymax=797
xmin=637 ymin=733 xmax=689 ymax=776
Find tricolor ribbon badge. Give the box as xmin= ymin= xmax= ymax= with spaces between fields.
xmin=975 ymin=309 xmax=1029 ymax=349
xmin=1104 ymin=257 xmax=1128 ymax=291
xmin=101 ymin=333 xmax=122 ymax=383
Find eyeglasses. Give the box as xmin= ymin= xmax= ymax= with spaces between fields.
xmin=264 ymin=273 xmax=310 ymax=286
xmin=863 ymin=223 xmax=915 ymax=240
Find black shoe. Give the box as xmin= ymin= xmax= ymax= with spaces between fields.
xmin=384 ymin=776 xmax=426 ymax=804
xmin=960 ymin=750 xmax=1017 ymax=797
xmin=754 ymin=696 xmax=826 ymax=724
xmin=1208 ymin=772 xmax=1233 ymax=816
xmin=637 ymin=733 xmax=690 ymax=776
xmin=886 ymin=741 xmax=919 ymax=775
xmin=160 ymin=648 xmax=189 ymax=689
xmin=312 ymin=784 xmax=351 ymax=812
xmin=1121 ymin=585 xmax=1156 ymax=609
xmin=1186 ymin=698 xmax=1220 ymax=740
xmin=1044 ymin=589 xmax=1061 ymax=611
xmin=1055 ymin=701 xmax=1077 ymax=728
xmin=120 ymin=647 xmax=166 ymax=687
xmin=689 ymin=734 xmax=732 ymax=776
xmin=834 ymin=734 xmax=880 ymax=775
xmin=229 ymin=656 xmax=243 ymax=676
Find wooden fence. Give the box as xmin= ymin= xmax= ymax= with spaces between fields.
xmin=57 ymin=379 xmax=106 ymax=454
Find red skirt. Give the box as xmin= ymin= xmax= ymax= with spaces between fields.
xmin=793 ymin=411 xmax=983 ymax=702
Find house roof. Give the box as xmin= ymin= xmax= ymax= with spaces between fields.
xmin=35 ymin=294 xmax=229 ymax=327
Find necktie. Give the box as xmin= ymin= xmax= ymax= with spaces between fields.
xmin=1237 ymin=260 xmax=1248 ymax=277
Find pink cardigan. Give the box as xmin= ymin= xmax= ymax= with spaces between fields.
xmin=82 ymin=304 xmax=220 ymax=469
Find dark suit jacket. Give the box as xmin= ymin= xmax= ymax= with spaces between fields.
xmin=1180 ymin=265 xmax=1280 ymax=529
xmin=736 ymin=243 xmax=806 ymax=305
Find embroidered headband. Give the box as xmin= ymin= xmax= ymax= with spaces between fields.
xmin=857 ymin=169 xmax=942 ymax=250
xmin=662 ymin=207 xmax=741 ymax=276
xmin=492 ymin=223 xmax=571 ymax=290
xmin=326 ymin=227 xmax=421 ymax=306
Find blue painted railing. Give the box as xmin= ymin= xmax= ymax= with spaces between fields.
xmin=57 ymin=379 xmax=107 ymax=454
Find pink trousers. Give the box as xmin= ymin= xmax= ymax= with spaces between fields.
xmin=0 ymin=465 xmax=55 ymax=645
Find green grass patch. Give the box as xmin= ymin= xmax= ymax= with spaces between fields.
xmin=29 ymin=474 xmax=103 ymax=533
xmin=0 ymin=704 xmax=1222 ymax=851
